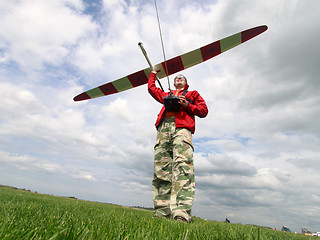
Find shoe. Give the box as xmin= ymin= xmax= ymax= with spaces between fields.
xmin=174 ymin=216 xmax=188 ymax=222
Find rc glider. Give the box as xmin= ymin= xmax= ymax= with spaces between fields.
xmin=73 ymin=25 xmax=268 ymax=102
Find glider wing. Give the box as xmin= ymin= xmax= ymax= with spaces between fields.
xmin=74 ymin=25 xmax=268 ymax=101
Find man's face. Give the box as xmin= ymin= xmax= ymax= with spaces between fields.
xmin=174 ymin=75 xmax=187 ymax=89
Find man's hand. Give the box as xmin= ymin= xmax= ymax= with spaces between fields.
xmin=178 ymin=95 xmax=188 ymax=108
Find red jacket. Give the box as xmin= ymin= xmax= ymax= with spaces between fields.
xmin=148 ymin=72 xmax=208 ymax=133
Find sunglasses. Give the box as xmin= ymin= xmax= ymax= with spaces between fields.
xmin=174 ymin=75 xmax=186 ymax=80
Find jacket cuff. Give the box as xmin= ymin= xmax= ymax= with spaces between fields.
xmin=184 ymin=101 xmax=191 ymax=111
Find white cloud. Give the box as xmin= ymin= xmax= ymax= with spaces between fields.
xmin=0 ymin=0 xmax=96 ymax=70
xmin=0 ymin=150 xmax=97 ymax=183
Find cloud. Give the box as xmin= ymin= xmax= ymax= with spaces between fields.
xmin=0 ymin=150 xmax=96 ymax=182
xmin=196 ymin=153 xmax=257 ymax=177
xmin=0 ymin=0 xmax=96 ymax=71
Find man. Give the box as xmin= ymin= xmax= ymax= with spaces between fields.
xmin=148 ymin=70 xmax=208 ymax=222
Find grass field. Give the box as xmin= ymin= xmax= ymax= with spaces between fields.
xmin=0 ymin=185 xmax=313 ymax=239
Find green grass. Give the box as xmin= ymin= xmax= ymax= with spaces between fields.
xmin=0 ymin=185 xmax=313 ymax=239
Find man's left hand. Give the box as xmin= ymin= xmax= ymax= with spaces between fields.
xmin=178 ymin=95 xmax=188 ymax=108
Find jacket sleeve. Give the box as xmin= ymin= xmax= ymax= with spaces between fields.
xmin=148 ymin=72 xmax=166 ymax=104
xmin=184 ymin=91 xmax=208 ymax=118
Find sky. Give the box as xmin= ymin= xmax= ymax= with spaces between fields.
xmin=0 ymin=0 xmax=319 ymax=233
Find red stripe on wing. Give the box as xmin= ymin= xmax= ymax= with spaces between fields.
xmin=241 ymin=25 xmax=268 ymax=43
xmin=99 ymin=82 xmax=118 ymax=95
xmin=73 ymin=92 xmax=90 ymax=101
xmin=161 ymin=56 xmax=184 ymax=75
xmin=200 ymin=41 xmax=221 ymax=62
xmin=127 ymin=70 xmax=149 ymax=87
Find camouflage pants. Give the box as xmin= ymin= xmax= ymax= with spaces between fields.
xmin=152 ymin=116 xmax=195 ymax=222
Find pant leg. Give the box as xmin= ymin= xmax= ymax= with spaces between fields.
xmin=152 ymin=118 xmax=175 ymax=218
xmin=171 ymin=128 xmax=195 ymax=222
